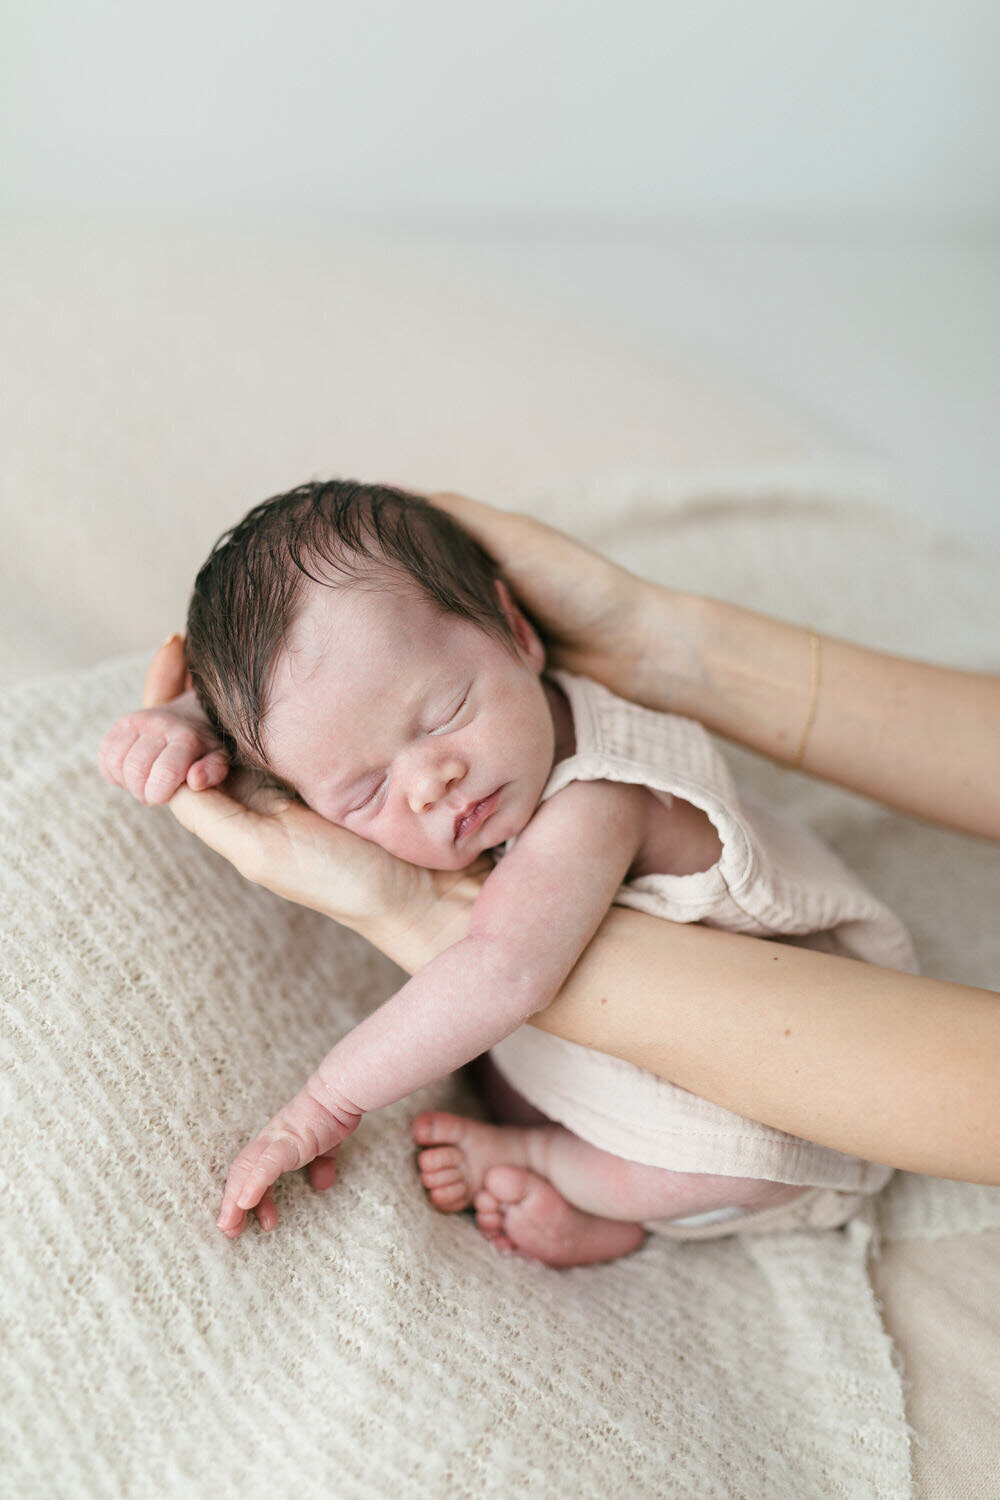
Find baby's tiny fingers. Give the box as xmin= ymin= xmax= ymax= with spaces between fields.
xmin=144 ymin=740 xmax=201 ymax=805
xmin=121 ymin=735 xmax=167 ymax=804
xmin=220 ymin=1131 xmax=297 ymax=1215
xmin=186 ymin=749 xmax=230 ymax=792
xmin=255 ymin=1189 xmax=279 ymax=1231
xmin=308 ymin=1150 xmax=339 ymax=1192
xmin=97 ymin=722 xmax=140 ymax=786
xmin=234 ymin=1141 xmax=300 ymax=1210
xmin=216 ymin=1187 xmax=250 ymax=1235
xmin=217 ymin=1181 xmax=257 ymax=1236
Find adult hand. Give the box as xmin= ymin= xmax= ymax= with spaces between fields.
xmin=418 ymin=489 xmax=691 ymax=711
xmin=143 ymin=636 xmax=490 ymax=966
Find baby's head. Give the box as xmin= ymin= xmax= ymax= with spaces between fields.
xmin=186 ymin=481 xmax=556 ymax=870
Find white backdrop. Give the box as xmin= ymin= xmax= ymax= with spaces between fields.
xmin=2 ymin=1 xmax=998 ymax=541
xmin=2 ymin=0 xmax=997 ymax=225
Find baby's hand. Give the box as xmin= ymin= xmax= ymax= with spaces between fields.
xmin=98 ymin=689 xmax=230 ymax=805
xmin=216 ymin=1080 xmax=363 ymax=1238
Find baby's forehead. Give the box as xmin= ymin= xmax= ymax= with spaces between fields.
xmin=262 ymin=581 xmax=496 ymax=775
xmin=284 ymin=574 xmax=416 ymax=658
xmin=269 ymin=580 xmax=484 ymax=717
xmin=288 ymin=575 xmax=497 ymax=660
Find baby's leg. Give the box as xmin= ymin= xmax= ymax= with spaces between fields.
xmin=415 ymin=1112 xmax=800 ymax=1220
xmin=413 ymin=1111 xmax=804 ymax=1266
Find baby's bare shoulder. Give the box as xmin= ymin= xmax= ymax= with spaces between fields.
xmin=624 ymin=784 xmax=723 ymax=880
xmin=543 ymin=776 xmax=722 ymax=879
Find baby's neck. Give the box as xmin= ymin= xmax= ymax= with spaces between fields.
xmin=542 ymin=675 xmax=576 ymax=766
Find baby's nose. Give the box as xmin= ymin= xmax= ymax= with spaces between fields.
xmin=407 ymin=755 xmax=467 ymax=814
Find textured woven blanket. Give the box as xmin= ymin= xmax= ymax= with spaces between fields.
xmin=4 ymin=479 xmax=1000 ymax=1498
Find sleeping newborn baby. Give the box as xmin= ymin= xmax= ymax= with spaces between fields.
xmin=99 ymin=481 xmax=915 ymax=1265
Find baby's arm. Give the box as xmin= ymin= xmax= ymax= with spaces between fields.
xmin=98 ymin=690 xmax=230 ymax=805
xmin=216 ymin=777 xmax=649 ymax=1235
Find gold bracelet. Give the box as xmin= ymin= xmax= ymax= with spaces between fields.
xmin=789 ymin=628 xmax=821 ymax=770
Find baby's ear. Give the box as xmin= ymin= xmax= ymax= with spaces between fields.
xmin=495 ymin=579 xmax=545 ymax=673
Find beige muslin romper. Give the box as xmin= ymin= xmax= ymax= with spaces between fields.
xmin=489 ymin=670 xmax=917 ymax=1238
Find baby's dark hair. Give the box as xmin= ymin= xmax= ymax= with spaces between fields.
xmin=185 ymin=480 xmax=519 ymax=772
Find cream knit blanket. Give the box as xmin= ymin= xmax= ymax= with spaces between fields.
xmin=3 ymin=481 xmax=1000 ymax=1499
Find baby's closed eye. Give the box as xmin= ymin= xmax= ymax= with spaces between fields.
xmin=348 ymin=777 xmax=387 ymax=814
xmin=429 ymin=685 xmax=470 ymax=734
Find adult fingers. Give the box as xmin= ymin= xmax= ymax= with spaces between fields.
xmin=168 ymin=786 xmax=269 ymax=875
xmin=143 ymin=634 xmax=188 ymax=708
xmin=425 ymin=489 xmax=525 ymax=559
xmin=382 ymin=485 xmax=534 ymax=569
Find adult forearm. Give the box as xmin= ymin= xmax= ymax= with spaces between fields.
xmin=535 ymin=909 xmax=1000 ymax=1184
xmin=642 ymin=592 xmax=1000 ymax=838
xmin=424 ymin=491 xmax=1000 ymax=835
xmin=367 ymin=891 xmax=1000 ymax=1185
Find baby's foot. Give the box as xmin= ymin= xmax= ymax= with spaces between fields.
xmin=412 ymin=1111 xmax=533 ymax=1213
xmin=474 ymin=1167 xmax=646 ymax=1268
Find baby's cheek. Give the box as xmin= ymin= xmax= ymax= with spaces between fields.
xmin=375 ymin=820 xmax=439 ymax=868
xmin=386 ymin=826 xmax=472 ymax=872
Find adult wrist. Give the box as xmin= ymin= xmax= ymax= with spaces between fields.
xmin=631 ymin=582 xmax=713 ymax=721
xmin=653 ymin=592 xmax=819 ymax=762
xmin=354 ymin=871 xmax=480 ymax=976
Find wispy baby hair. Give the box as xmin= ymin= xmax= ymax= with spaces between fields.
xmin=185 ymin=480 xmax=517 ymax=771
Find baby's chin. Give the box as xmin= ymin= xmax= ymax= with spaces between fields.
xmin=380 ymin=837 xmax=506 ymax=873
xmin=417 ymin=844 xmax=498 ymax=873
xmin=375 ymin=800 xmax=533 ymax=871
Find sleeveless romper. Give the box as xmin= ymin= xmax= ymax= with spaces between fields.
xmin=489 ymin=670 xmax=915 ymax=1238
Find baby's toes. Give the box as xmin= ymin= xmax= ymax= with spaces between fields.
xmin=416 ymin=1144 xmax=464 ymax=1176
xmin=473 ymin=1187 xmax=506 ymax=1242
xmin=411 ymin=1110 xmax=471 ymax=1147
xmin=417 ymin=1145 xmax=472 ymax=1211
xmin=428 ymin=1180 xmax=470 ymax=1211
xmin=411 ymin=1111 xmax=442 ymax=1145
xmin=418 ymin=1147 xmax=465 ymax=1186
xmin=419 ymin=1162 xmax=463 ymax=1191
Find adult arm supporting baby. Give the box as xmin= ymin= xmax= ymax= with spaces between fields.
xmin=214 ymin=777 xmax=648 ymax=1236
xmin=429 ymin=489 xmax=1000 ymax=840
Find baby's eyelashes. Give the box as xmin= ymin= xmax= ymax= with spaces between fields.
xmin=347 ymin=777 xmax=387 ymax=815
xmin=429 ymin=687 xmax=469 ymax=734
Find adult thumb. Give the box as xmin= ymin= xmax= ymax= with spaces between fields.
xmin=143 ymin=633 xmax=190 ymax=708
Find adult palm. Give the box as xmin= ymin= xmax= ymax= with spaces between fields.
xmin=145 ymin=636 xmax=488 ymax=965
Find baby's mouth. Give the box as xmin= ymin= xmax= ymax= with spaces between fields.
xmin=454 ymin=788 xmax=502 ymax=844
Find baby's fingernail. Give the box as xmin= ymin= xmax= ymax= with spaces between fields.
xmin=161 ymin=632 xmax=182 ymax=648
